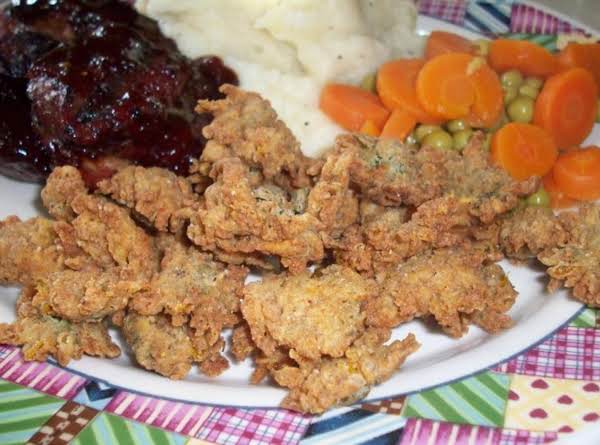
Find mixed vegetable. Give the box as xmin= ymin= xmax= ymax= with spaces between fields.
xmin=319 ymin=31 xmax=600 ymax=209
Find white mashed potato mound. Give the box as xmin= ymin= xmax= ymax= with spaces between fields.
xmin=137 ymin=0 xmax=423 ymax=157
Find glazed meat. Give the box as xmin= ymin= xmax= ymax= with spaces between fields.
xmin=366 ymin=247 xmax=516 ymax=337
xmin=187 ymin=158 xmax=324 ymax=273
xmin=538 ymin=204 xmax=600 ymax=306
xmin=0 ymin=0 xmax=238 ymax=184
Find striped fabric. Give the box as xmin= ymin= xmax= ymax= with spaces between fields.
xmin=494 ymin=327 xmax=600 ymax=380
xmin=465 ymin=1 xmax=511 ymax=34
xmin=418 ymin=0 xmax=468 ymax=26
xmin=301 ymin=409 xmax=406 ymax=445
xmin=500 ymin=33 xmax=558 ymax=51
xmin=72 ymin=413 xmax=187 ymax=445
xmin=398 ymin=418 xmax=500 ymax=445
xmin=0 ymin=346 xmax=87 ymax=399
xmin=105 ymin=391 xmax=214 ymax=437
xmin=510 ymin=3 xmax=587 ymax=35
xmin=403 ymin=372 xmax=510 ymax=427
xmin=0 ymin=380 xmax=65 ymax=445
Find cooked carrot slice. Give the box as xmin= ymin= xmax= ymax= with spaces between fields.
xmin=552 ymin=146 xmax=600 ymax=201
xmin=542 ymin=173 xmax=577 ymax=209
xmin=360 ymin=119 xmax=381 ymax=137
xmin=491 ymin=122 xmax=558 ymax=180
xmin=376 ymin=59 xmax=444 ymax=125
xmin=488 ymin=39 xmax=559 ymax=78
xmin=320 ymin=84 xmax=390 ymax=132
xmin=416 ymin=53 xmax=503 ymax=127
xmin=380 ymin=109 xmax=417 ymax=141
xmin=425 ymin=31 xmax=475 ymax=59
xmin=557 ymin=43 xmax=600 ymax=89
xmin=533 ymin=67 xmax=598 ymax=150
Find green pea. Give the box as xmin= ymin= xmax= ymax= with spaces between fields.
xmin=422 ymin=130 xmax=453 ymax=151
xmin=360 ymin=72 xmax=377 ymax=93
xmin=519 ymin=84 xmax=539 ymax=99
xmin=406 ymin=132 xmax=417 ymax=145
xmin=452 ymin=129 xmax=473 ymax=151
xmin=526 ymin=187 xmax=550 ymax=208
xmin=474 ymin=39 xmax=490 ymax=56
xmin=507 ymin=96 xmax=535 ymax=123
xmin=415 ymin=124 xmax=442 ymax=142
xmin=501 ymin=70 xmax=524 ymax=89
xmin=446 ymin=119 xmax=470 ymax=133
xmin=524 ymin=76 xmax=543 ymax=89
xmin=503 ymin=86 xmax=518 ymax=105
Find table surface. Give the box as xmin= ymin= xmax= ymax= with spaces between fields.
xmin=534 ymin=0 xmax=600 ymax=30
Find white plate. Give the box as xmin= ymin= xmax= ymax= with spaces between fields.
xmin=0 ymin=16 xmax=594 ymax=409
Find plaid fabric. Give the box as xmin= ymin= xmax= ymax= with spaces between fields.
xmin=196 ymin=408 xmax=311 ymax=445
xmin=499 ymin=428 xmax=558 ymax=445
xmin=493 ymin=327 xmax=600 ymax=380
xmin=418 ymin=0 xmax=468 ymax=26
xmin=510 ymin=4 xmax=587 ymax=35
xmin=27 ymin=401 xmax=98 ymax=445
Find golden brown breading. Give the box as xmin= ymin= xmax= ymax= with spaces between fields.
xmin=30 ymin=269 xmax=144 ymax=322
xmin=69 ymin=193 xmax=159 ymax=280
xmin=498 ymin=206 xmax=568 ymax=260
xmin=196 ymin=84 xmax=320 ymax=190
xmin=0 ymin=287 xmax=120 ymax=366
xmin=96 ymin=166 xmax=200 ymax=232
xmin=122 ymin=313 xmax=196 ymax=379
xmin=271 ymin=329 xmax=419 ymax=414
xmin=231 ymin=323 xmax=257 ymax=362
xmin=444 ymin=134 xmax=539 ymax=224
xmin=337 ymin=134 xmax=450 ymax=206
xmin=187 ymin=158 xmax=324 ymax=273
xmin=538 ymin=204 xmax=600 ymax=306
xmin=242 ymin=265 xmax=376 ymax=361
xmin=41 ymin=166 xmax=88 ymax=221
xmin=366 ymin=247 xmax=516 ymax=337
xmin=0 ymin=216 xmax=65 ymax=286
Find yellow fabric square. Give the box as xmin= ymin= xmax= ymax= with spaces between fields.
xmin=504 ymin=375 xmax=600 ymax=432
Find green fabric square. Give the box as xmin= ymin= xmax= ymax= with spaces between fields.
xmin=403 ymin=371 xmax=510 ymax=427
xmin=570 ymin=307 xmax=598 ymax=328
xmin=72 ymin=412 xmax=187 ymax=445
xmin=0 ymin=379 xmax=65 ymax=445
xmin=500 ymin=33 xmax=558 ymax=51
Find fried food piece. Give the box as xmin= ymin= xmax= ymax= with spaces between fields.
xmin=122 ymin=313 xmax=195 ymax=379
xmin=0 ymin=287 xmax=120 ymax=366
xmin=271 ymin=329 xmax=419 ymax=414
xmin=231 ymin=323 xmax=257 ymax=362
xmin=242 ymin=265 xmax=375 ymax=361
xmin=30 ymin=268 xmax=143 ymax=322
xmin=41 ymin=166 xmax=88 ymax=221
xmin=69 ymin=193 xmax=159 ymax=280
xmin=444 ymin=133 xmax=539 ymax=224
xmin=337 ymin=134 xmax=450 ymax=206
xmin=196 ymin=84 xmax=319 ymax=190
xmin=130 ymin=237 xmax=246 ymax=325
xmin=96 ymin=166 xmax=200 ymax=232
xmin=0 ymin=216 xmax=64 ymax=286
xmin=538 ymin=204 xmax=600 ymax=306
xmin=498 ymin=206 xmax=568 ymax=260
xmin=187 ymin=158 xmax=324 ymax=273
xmin=367 ymin=247 xmax=516 ymax=337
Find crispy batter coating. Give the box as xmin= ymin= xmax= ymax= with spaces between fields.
xmin=122 ymin=313 xmax=195 ymax=379
xmin=271 ymin=330 xmax=419 ymax=414
xmin=187 ymin=158 xmax=324 ymax=273
xmin=96 ymin=166 xmax=199 ymax=232
xmin=338 ymin=134 xmax=450 ymax=206
xmin=242 ymin=265 xmax=375 ymax=361
xmin=444 ymin=134 xmax=539 ymax=224
xmin=0 ymin=216 xmax=65 ymax=286
xmin=231 ymin=323 xmax=257 ymax=362
xmin=0 ymin=287 xmax=120 ymax=366
xmin=69 ymin=193 xmax=159 ymax=280
xmin=366 ymin=247 xmax=516 ymax=337
xmin=196 ymin=84 xmax=319 ymax=190
xmin=498 ymin=206 xmax=568 ymax=260
xmin=538 ymin=204 xmax=600 ymax=306
xmin=41 ymin=166 xmax=88 ymax=221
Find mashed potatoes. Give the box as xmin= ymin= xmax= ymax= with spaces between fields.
xmin=137 ymin=0 xmax=423 ymax=157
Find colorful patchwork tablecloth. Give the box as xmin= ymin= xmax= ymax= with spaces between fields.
xmin=2 ymin=2 xmax=599 ymax=444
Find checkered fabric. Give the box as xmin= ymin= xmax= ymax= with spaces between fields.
xmin=494 ymin=327 xmax=600 ymax=380
xmin=27 ymin=401 xmax=98 ymax=445
xmin=418 ymin=0 xmax=468 ymax=26
xmin=510 ymin=4 xmax=587 ymax=35
xmin=196 ymin=408 xmax=311 ymax=445
xmin=498 ymin=429 xmax=558 ymax=445
xmin=361 ymin=397 xmax=406 ymax=415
